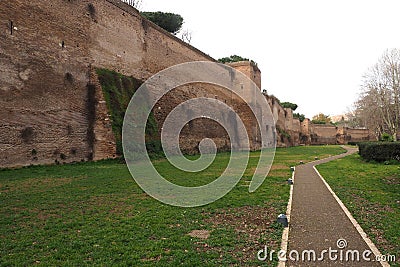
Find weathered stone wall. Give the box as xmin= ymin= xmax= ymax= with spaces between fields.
xmin=0 ymin=0 xmax=374 ymax=168
xmin=300 ymin=121 xmax=374 ymax=145
xmin=337 ymin=127 xmax=372 ymax=144
xmin=300 ymin=119 xmax=311 ymax=144
xmin=0 ymin=0 xmax=217 ymax=167
xmin=266 ymin=95 xmax=285 ymax=146
xmin=263 ymin=94 xmax=301 ymax=147
xmin=0 ymin=0 xmax=264 ymax=167
xmin=310 ymin=124 xmax=338 ymax=145
xmin=228 ymin=62 xmax=262 ymax=90
xmin=153 ymin=82 xmax=262 ymax=154
xmin=0 ymin=0 xmax=93 ymax=167
xmin=90 ymin=0 xmax=215 ymax=79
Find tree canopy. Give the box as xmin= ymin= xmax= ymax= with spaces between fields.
xmin=218 ymin=55 xmax=257 ymax=66
xmin=293 ymin=113 xmax=305 ymax=122
xmin=218 ymin=55 xmax=249 ymax=63
xmin=141 ymin=12 xmax=183 ymax=34
xmin=279 ymin=102 xmax=304 ymax=121
xmin=312 ymin=113 xmax=332 ymax=124
xmin=281 ymin=102 xmax=298 ymax=111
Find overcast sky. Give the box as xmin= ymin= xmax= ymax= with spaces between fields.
xmin=141 ymin=0 xmax=400 ymax=118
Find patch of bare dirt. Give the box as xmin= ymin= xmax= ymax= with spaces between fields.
xmin=270 ymin=164 xmax=288 ymax=171
xmin=383 ymin=176 xmax=400 ymax=185
xmin=188 ymin=229 xmax=210 ymax=239
xmin=141 ymin=254 xmax=162 ymax=262
xmin=199 ymin=205 xmax=279 ymax=264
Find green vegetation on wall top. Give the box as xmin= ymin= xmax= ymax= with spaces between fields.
xmin=218 ymin=55 xmax=258 ymax=66
xmin=140 ymin=11 xmax=183 ymax=34
xmin=280 ymin=102 xmax=298 ymax=111
xmin=312 ymin=112 xmax=332 ymax=125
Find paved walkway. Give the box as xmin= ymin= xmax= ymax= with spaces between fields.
xmin=287 ymin=146 xmax=383 ymax=266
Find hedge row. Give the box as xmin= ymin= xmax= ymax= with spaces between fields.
xmin=357 ymin=142 xmax=400 ymax=162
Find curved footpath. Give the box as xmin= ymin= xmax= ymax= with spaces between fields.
xmin=285 ymin=146 xmax=388 ymax=267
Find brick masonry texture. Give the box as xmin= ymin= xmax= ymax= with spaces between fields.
xmin=0 ymin=0 xmax=372 ymax=167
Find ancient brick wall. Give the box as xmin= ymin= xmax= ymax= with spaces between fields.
xmin=337 ymin=127 xmax=372 ymax=144
xmin=89 ymin=0 xmax=215 ymax=79
xmin=0 ymin=0 xmax=373 ymax=168
xmin=345 ymin=128 xmax=371 ymax=141
xmin=310 ymin=124 xmax=338 ymax=145
xmin=154 ymin=83 xmax=262 ymax=154
xmin=0 ymin=0 xmax=218 ymax=167
xmin=300 ymin=119 xmax=311 ymax=144
xmin=0 ymin=0 xmax=94 ymax=167
xmin=228 ymin=62 xmax=262 ymax=90
xmin=300 ymin=123 xmax=373 ymax=145
xmin=0 ymin=0 xmax=265 ymax=167
xmin=290 ymin=118 xmax=301 ymax=146
xmin=263 ymin=94 xmax=302 ymax=147
xmin=266 ymin=95 xmax=284 ymax=146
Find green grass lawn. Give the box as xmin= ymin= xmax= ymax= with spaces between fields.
xmin=0 ymin=146 xmax=344 ymax=266
xmin=317 ymin=154 xmax=399 ymax=267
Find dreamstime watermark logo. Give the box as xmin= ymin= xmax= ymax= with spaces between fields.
xmin=257 ymin=238 xmax=396 ymax=263
xmin=122 ymin=61 xmax=276 ymax=207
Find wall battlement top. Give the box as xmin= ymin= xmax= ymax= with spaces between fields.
xmin=227 ymin=61 xmax=261 ymax=74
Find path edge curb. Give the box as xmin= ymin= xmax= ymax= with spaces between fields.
xmin=313 ymin=165 xmax=390 ymax=267
xmin=277 ymin=166 xmax=295 ymax=267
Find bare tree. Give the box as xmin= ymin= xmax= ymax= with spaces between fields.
xmin=344 ymin=108 xmax=364 ymax=128
xmin=355 ymin=49 xmax=400 ymax=141
xmin=354 ymin=92 xmax=384 ymax=139
xmin=181 ymin=29 xmax=192 ymax=43
xmin=121 ymin=0 xmax=143 ymax=10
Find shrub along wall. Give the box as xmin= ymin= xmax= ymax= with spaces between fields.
xmin=96 ymin=69 xmax=160 ymax=157
xmin=358 ymin=142 xmax=400 ymax=162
